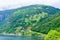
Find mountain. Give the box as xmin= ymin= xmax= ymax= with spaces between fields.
xmin=0 ymin=10 xmax=15 ymax=26
xmin=0 ymin=5 xmax=60 ymax=39
xmin=32 ymin=12 xmax=60 ymax=34
xmin=0 ymin=5 xmax=60 ymax=23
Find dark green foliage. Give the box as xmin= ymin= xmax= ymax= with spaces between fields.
xmin=32 ymin=12 xmax=60 ymax=34
xmin=0 ymin=5 xmax=60 ymax=40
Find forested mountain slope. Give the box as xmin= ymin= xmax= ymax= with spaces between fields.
xmin=0 ymin=5 xmax=60 ymax=39
xmin=0 ymin=5 xmax=60 ymax=22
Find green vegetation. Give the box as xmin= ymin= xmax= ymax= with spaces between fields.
xmin=32 ymin=12 xmax=60 ymax=34
xmin=0 ymin=5 xmax=60 ymax=40
xmin=45 ymin=30 xmax=60 ymax=40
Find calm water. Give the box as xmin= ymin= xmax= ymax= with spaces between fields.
xmin=0 ymin=35 xmax=44 ymax=40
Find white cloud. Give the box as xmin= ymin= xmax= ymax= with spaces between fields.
xmin=0 ymin=0 xmax=60 ymax=10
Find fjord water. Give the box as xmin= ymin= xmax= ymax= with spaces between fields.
xmin=0 ymin=35 xmax=44 ymax=40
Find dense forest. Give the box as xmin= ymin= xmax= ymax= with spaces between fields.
xmin=0 ymin=5 xmax=60 ymax=40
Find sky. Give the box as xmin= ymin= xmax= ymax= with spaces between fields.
xmin=0 ymin=0 xmax=60 ymax=10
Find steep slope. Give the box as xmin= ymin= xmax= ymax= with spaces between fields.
xmin=0 ymin=10 xmax=14 ymax=22
xmin=32 ymin=12 xmax=60 ymax=34
xmin=0 ymin=5 xmax=60 ymax=23
xmin=0 ymin=5 xmax=60 ymax=36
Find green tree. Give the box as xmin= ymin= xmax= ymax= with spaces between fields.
xmin=45 ymin=30 xmax=60 ymax=40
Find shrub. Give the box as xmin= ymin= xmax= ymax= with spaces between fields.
xmin=45 ymin=30 xmax=60 ymax=40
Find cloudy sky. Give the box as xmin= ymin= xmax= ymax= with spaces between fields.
xmin=0 ymin=0 xmax=60 ymax=10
